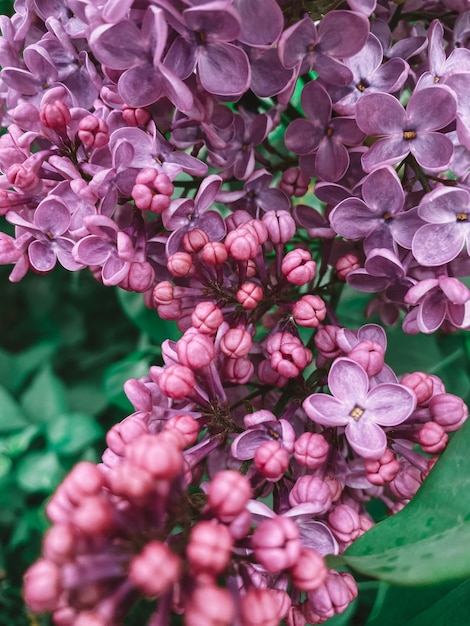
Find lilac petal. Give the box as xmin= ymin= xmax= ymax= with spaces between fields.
xmin=358 ymin=324 xmax=387 ymax=349
xmin=55 ymin=238 xmax=85 ymax=271
xmin=362 ymin=166 xmax=404 ymax=215
xmin=90 ymin=21 xmax=145 ymax=69
xmin=328 ymin=357 xmax=369 ymax=403
xmin=198 ymin=211 xmax=227 ymax=241
xmin=234 ymin=0 xmax=283 ymax=46
xmin=330 ymin=117 xmax=365 ymax=146
xmin=34 ymin=198 xmax=71 ymax=236
xmin=391 ymin=207 xmax=425 ymax=249
xmin=345 ymin=420 xmax=387 ymax=459
xmin=118 ymin=64 xmax=164 ymax=108
xmin=346 ymin=33 xmax=382 ymax=77
xmin=315 ymin=138 xmax=349 ymax=182
xmin=317 ymin=10 xmax=369 ymax=58
xmin=28 ymin=240 xmax=56 ymax=272
xmin=285 ymin=119 xmax=322 ymax=155
xmin=159 ymin=64 xmax=194 ymax=112
xmin=170 ymin=152 xmax=208 ymax=178
xmin=164 ymin=36 xmax=196 ymax=79
xmin=374 ymin=57 xmax=409 ymax=93
xmin=366 ymin=384 xmax=416 ymax=426
xmin=418 ymin=292 xmax=447 ymax=333
xmin=440 ymin=277 xmax=470 ymax=305
xmin=364 ymin=248 xmax=405 ymax=278
xmin=246 ymin=500 xmax=275 ymax=520
xmin=249 ymin=47 xmax=294 ymax=98
xmin=412 ymin=222 xmax=465 ymax=266
xmin=184 ymin=2 xmax=241 ymax=41
xmin=303 ymin=394 xmax=349 ymax=427
xmin=407 ymin=86 xmax=456 ymax=132
xmin=347 ymin=269 xmax=389 ymax=293
xmin=356 ymin=92 xmax=405 ymax=136
xmin=197 ymin=43 xmax=250 ymax=97
xmin=448 ymin=302 xmax=470 ymax=327
xmin=314 ymin=54 xmax=354 ymax=86
xmin=330 ymin=197 xmax=378 ymax=239
xmin=361 ymin=136 xmax=409 ymax=171
xmin=1 ymin=68 xmax=39 ymax=95
xmin=418 ymin=187 xmax=469 ymax=223
xmin=411 ymin=132 xmax=454 ymax=171
xmin=73 ymin=236 xmax=111 ymax=265
xmin=231 ymin=429 xmax=270 ymax=460
xmin=195 ymin=175 xmax=222 ymax=212
xmin=102 ymin=256 xmax=128 ymax=286
xmin=296 ymin=520 xmax=339 ymax=556
xmin=278 ymin=17 xmax=317 ymax=70
xmin=404 ymin=279 xmax=439 ymax=305
xmin=162 ymin=198 xmax=194 ymax=231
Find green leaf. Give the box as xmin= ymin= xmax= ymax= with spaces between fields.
xmin=16 ymin=450 xmax=64 ymax=493
xmin=366 ymin=580 xmax=470 ymax=626
xmin=45 ymin=413 xmax=102 ymax=456
xmin=0 ymin=386 xmax=29 ymax=433
xmin=0 ymin=424 xmax=40 ymax=457
xmin=343 ymin=417 xmax=470 ymax=585
xmin=117 ymin=289 xmax=179 ymax=344
xmin=20 ymin=366 xmax=68 ymax=423
xmin=0 ymin=454 xmax=12 ymax=481
xmin=11 ymin=342 xmax=58 ymax=393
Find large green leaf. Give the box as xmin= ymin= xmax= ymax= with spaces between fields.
xmin=366 ymin=580 xmax=470 ymax=626
xmin=342 ymin=417 xmax=470 ymax=585
xmin=16 ymin=450 xmax=64 ymax=493
xmin=45 ymin=413 xmax=102 ymax=456
xmin=20 ymin=366 xmax=68 ymax=423
xmin=0 ymin=385 xmax=29 ymax=432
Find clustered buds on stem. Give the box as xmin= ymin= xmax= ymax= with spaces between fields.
xmin=2 ymin=0 xmax=469 ymax=624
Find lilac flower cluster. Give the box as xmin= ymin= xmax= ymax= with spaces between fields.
xmin=0 ymin=0 xmax=467 ymax=624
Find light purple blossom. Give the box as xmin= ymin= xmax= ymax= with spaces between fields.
xmin=303 ymin=358 xmax=416 ymax=459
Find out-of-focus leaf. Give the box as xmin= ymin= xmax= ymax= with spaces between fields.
xmin=342 ymin=417 xmax=470 ymax=585
xmin=11 ymin=342 xmax=58 ymax=393
xmin=117 ymin=289 xmax=179 ymax=344
xmin=0 ymin=455 xmax=11 ymax=481
xmin=66 ymin=383 xmax=108 ymax=416
xmin=0 ymin=425 xmax=40 ymax=457
xmin=103 ymin=353 xmax=152 ymax=410
xmin=20 ymin=366 xmax=68 ymax=423
xmin=0 ymin=386 xmax=29 ymax=432
xmin=45 ymin=413 xmax=102 ymax=456
xmin=16 ymin=451 xmax=64 ymax=493
xmin=366 ymin=580 xmax=470 ymax=626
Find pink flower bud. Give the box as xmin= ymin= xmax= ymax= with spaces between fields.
xmin=289 ymin=476 xmax=332 ymax=514
xmin=290 ymin=548 xmax=327 ymax=591
xmin=43 ymin=524 xmax=76 ymax=564
xmin=0 ymin=232 xmax=21 ymax=260
xmin=185 ymin=584 xmax=234 ymax=626
xmin=129 ymin=541 xmax=181 ymax=596
xmin=293 ymin=295 xmax=327 ymax=328
xmin=347 ymin=340 xmax=384 ymax=377
xmin=108 ymin=460 xmax=155 ymax=500
xmin=24 ymin=560 xmax=62 ymax=613
xmin=122 ymin=104 xmax=151 ymax=127
xmin=306 ymin=570 xmax=358 ymax=621
xmin=286 ymin=606 xmax=307 ymax=626
xmin=324 ymin=475 xmax=343 ymax=502
xmin=328 ymin=504 xmax=361 ymax=546
xmin=400 ymin=371 xmax=434 ymax=405
xmin=74 ymin=612 xmax=108 ymax=626
xmin=335 ymin=253 xmax=360 ymax=280
xmin=127 ymin=432 xmax=182 ymax=479
xmin=40 ymin=100 xmax=71 ymax=130
xmin=64 ymin=462 xmax=105 ymax=504
xmin=72 ymin=496 xmax=113 ymax=536
xmin=153 ymin=281 xmax=174 ymax=305
xmin=293 ymin=432 xmax=329 ymax=469
xmin=165 ymin=414 xmax=199 ymax=448
xmin=192 ymin=301 xmax=223 ymax=334
xmin=167 ymin=252 xmax=193 ymax=277
xmin=240 ymin=588 xmax=283 ymax=626
xmin=183 ymin=228 xmax=210 ymax=253
xmin=280 ymin=166 xmax=310 ymax=197
xmin=429 ymin=393 xmax=468 ymax=431
xmin=364 ymin=448 xmax=399 ymax=486
xmin=125 ymin=261 xmax=155 ymax=292
xmin=237 ymin=282 xmax=264 ymax=309
xmin=257 ymin=359 xmax=288 ymax=387
xmin=418 ymin=421 xmax=448 ymax=454
xmin=268 ymin=332 xmax=312 ymax=378
xmin=220 ymin=327 xmax=252 ymax=358
xmin=262 ymin=210 xmax=296 ymax=244
xmin=227 ymin=509 xmax=252 ymax=539
xmin=314 ymin=325 xmax=341 ymax=358
xmin=158 ymin=364 xmax=195 ymax=399
xmin=225 ymin=227 xmax=259 ymax=260
xmin=177 ymin=329 xmax=215 ymax=369
xmin=224 ymin=355 xmax=254 ymax=383
xmin=154 ymin=172 xmax=174 ymax=195
xmin=281 ymin=249 xmax=316 ymax=285
xmin=202 ymin=241 xmax=228 ymax=265
xmin=7 ymin=163 xmax=39 ymax=191
xmin=252 ymin=516 xmax=301 ymax=572
xmin=254 ymin=440 xmax=289 ymax=481
xmin=78 ymin=115 xmax=109 ymax=148
xmin=207 ymin=470 xmax=252 ymax=522
xmin=187 ymin=520 xmax=233 ymax=575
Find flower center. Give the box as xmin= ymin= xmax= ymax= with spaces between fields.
xmin=403 ymin=130 xmax=417 ymax=140
xmin=326 ymin=126 xmax=334 ymax=137
xmin=196 ymin=31 xmax=206 ymax=45
xmin=349 ymin=405 xmax=365 ymax=421
xmin=457 ymin=213 xmax=468 ymax=221
xmin=307 ymin=43 xmax=315 ymax=52
xmin=356 ymin=79 xmax=369 ymax=92
xmin=268 ymin=427 xmax=280 ymax=440
xmin=383 ymin=212 xmax=393 ymax=222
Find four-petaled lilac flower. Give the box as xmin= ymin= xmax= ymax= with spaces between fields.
xmin=303 ymin=358 xmax=416 ymax=460
xmin=7 ymin=197 xmax=85 ymax=272
xmin=355 ymin=86 xmax=457 ymax=172
xmin=231 ymin=410 xmax=295 ymax=461
xmin=412 ymin=186 xmax=470 ymax=266
xmin=163 ymin=174 xmax=226 ymax=255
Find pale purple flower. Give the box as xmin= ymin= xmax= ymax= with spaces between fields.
xmin=356 ymin=86 xmax=457 ymax=172
xmin=231 ymin=411 xmax=295 ymax=461
xmin=303 ymin=358 xmax=416 ymax=459
xmin=412 ymin=186 xmax=470 ymax=266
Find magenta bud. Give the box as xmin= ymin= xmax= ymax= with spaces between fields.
xmin=262 ymin=209 xmax=296 ymax=244
xmin=128 ymin=432 xmax=183 ymax=479
xmin=177 ymin=329 xmax=215 ymax=369
xmin=364 ymin=448 xmax=399 ymax=486
xmin=224 ymin=355 xmax=254 ymax=383
xmin=290 ymin=548 xmax=327 ymax=591
xmin=187 ymin=521 xmax=233 ymax=575
xmin=207 ymin=470 xmax=252 ymax=522
xmin=122 ymin=104 xmax=151 ymax=127
xmin=165 ymin=414 xmax=199 ymax=448
xmin=293 ymin=294 xmax=327 ymax=328
xmin=202 ymin=241 xmax=228 ymax=265
xmin=72 ymin=496 xmax=113 ymax=536
xmin=289 ymin=475 xmax=332 ymax=513
xmin=400 ymin=371 xmax=434 ymax=405
xmin=182 ymin=227 xmax=210 ymax=253
xmin=129 ymin=541 xmax=181 ymax=596
xmin=328 ymin=504 xmax=361 ymax=546
xmin=220 ymin=327 xmax=252 ymax=358
xmin=158 ymin=364 xmax=195 ymax=399
xmin=252 ymin=516 xmax=301 ymax=573
xmin=335 ymin=253 xmax=360 ymax=280
xmin=43 ymin=523 xmax=76 ymax=564
xmin=7 ymin=163 xmax=39 ymax=191
xmin=389 ymin=462 xmax=422 ymax=500
xmin=152 ymin=281 xmax=174 ymax=305
xmin=254 ymin=440 xmax=290 ymax=481
xmin=78 ymin=115 xmax=109 ymax=148
xmin=126 ymin=261 xmax=155 ymax=292
xmin=280 ymin=166 xmax=310 ymax=197
xmin=24 ymin=559 xmax=62 ymax=613
xmin=314 ymin=325 xmax=341 ymax=358
xmin=108 ymin=460 xmax=155 ymax=500
xmin=429 ymin=393 xmax=468 ymax=431
xmin=306 ymin=570 xmax=358 ymax=621
xmin=185 ymin=584 xmax=234 ymax=626
xmin=225 ymin=227 xmax=259 ymax=260
xmin=347 ymin=339 xmax=384 ymax=377
xmin=240 ymin=588 xmax=284 ymax=626
xmin=418 ymin=421 xmax=448 ymax=453
xmin=40 ymin=100 xmax=71 ymax=130
xmin=281 ymin=249 xmax=316 ymax=285
xmin=293 ymin=432 xmax=329 ymax=469
xmin=192 ymin=302 xmax=223 ymax=334
xmin=237 ymin=281 xmax=264 ymax=309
